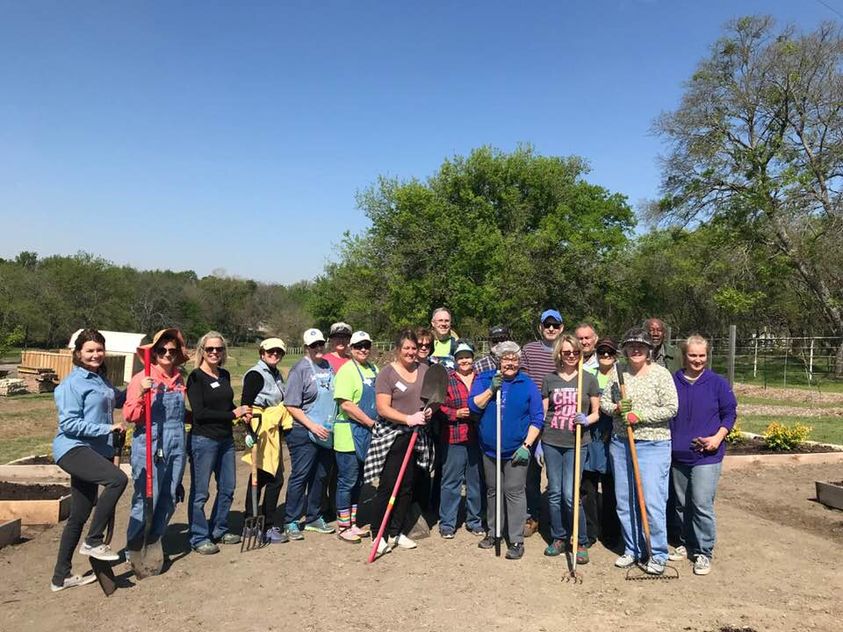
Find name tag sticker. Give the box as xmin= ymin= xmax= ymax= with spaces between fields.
xmin=395 ymin=381 xmax=407 ymax=392
xmin=210 ymin=381 xmax=221 ymax=389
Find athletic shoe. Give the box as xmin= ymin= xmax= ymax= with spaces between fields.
xmin=78 ymin=543 xmax=120 ymax=561
xmin=505 ymin=543 xmax=524 ymax=560
xmin=50 ymin=573 xmax=97 ymax=592
xmin=388 ymin=534 xmax=417 ymax=549
xmin=544 ymin=539 xmax=564 ymax=557
xmin=576 ymin=545 xmax=590 ymax=565
xmin=304 ymin=518 xmax=335 ymax=534
xmin=668 ymin=545 xmax=687 ymax=561
xmin=614 ymin=554 xmax=636 ymax=568
xmin=193 ymin=540 xmax=220 ymax=555
xmin=440 ymin=529 xmax=455 ymax=539
xmin=265 ymin=526 xmax=289 ymax=544
xmin=337 ymin=528 xmax=361 ymax=544
xmin=467 ymin=526 xmax=486 ymax=536
xmin=694 ymin=554 xmax=711 ymax=576
xmin=642 ymin=560 xmax=666 ymax=575
xmin=376 ymin=537 xmax=392 ymax=555
xmin=478 ymin=535 xmax=495 ymax=549
xmin=349 ymin=524 xmax=371 ymax=538
xmin=523 ymin=518 xmax=539 ymax=538
xmin=218 ymin=532 xmax=241 ymax=545
xmin=284 ymin=522 xmax=304 ymax=541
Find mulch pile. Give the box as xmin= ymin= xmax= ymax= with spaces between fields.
xmin=728 ymin=436 xmax=840 ymax=455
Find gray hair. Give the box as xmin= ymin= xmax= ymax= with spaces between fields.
xmin=492 ymin=340 xmax=521 ymax=359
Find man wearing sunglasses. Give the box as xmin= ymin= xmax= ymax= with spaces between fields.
xmin=474 ymin=324 xmax=511 ymax=375
xmin=519 ymin=308 xmax=564 ymax=538
xmin=325 ymin=322 xmax=353 ymax=373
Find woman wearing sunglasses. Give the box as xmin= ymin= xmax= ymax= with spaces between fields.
xmin=281 ymin=328 xmax=337 ymax=541
xmin=186 ymin=331 xmax=251 ymax=554
xmin=540 ymin=335 xmax=600 ymax=563
xmin=123 ymin=328 xmax=190 ymax=556
xmin=332 ymin=331 xmax=379 ymax=543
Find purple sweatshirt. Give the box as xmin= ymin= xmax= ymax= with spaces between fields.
xmin=670 ymin=369 xmax=737 ymax=466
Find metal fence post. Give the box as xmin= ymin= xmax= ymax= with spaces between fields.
xmin=808 ymin=338 xmax=815 ymax=384
xmin=753 ymin=336 xmax=758 ymax=379
xmin=783 ymin=339 xmax=789 ymax=388
xmin=728 ymin=325 xmax=736 ymax=386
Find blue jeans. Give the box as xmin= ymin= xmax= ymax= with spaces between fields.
xmin=439 ymin=441 xmax=483 ymax=532
xmin=543 ymin=443 xmax=588 ymax=545
xmin=188 ymin=434 xmax=235 ymax=547
xmin=671 ymin=461 xmax=721 ymax=558
xmin=335 ymin=450 xmax=362 ymax=511
xmin=610 ymin=437 xmax=670 ymax=564
xmin=283 ymin=424 xmax=334 ymax=525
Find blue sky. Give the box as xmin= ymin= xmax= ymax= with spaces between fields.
xmin=1 ymin=1 xmax=837 ymax=284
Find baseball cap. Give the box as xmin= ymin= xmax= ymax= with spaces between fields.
xmin=540 ymin=309 xmax=563 ymax=324
xmin=350 ymin=331 xmax=372 ymax=346
xmin=454 ymin=341 xmax=475 ymax=357
xmin=595 ymin=337 xmax=618 ymax=353
xmin=303 ymin=328 xmax=326 ymax=346
xmin=259 ymin=337 xmax=287 ymax=353
xmin=488 ymin=325 xmax=511 ymax=342
xmin=329 ymin=322 xmax=352 ymax=337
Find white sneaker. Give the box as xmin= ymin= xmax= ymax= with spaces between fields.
xmin=642 ymin=560 xmax=666 ymax=575
xmin=614 ymin=554 xmax=636 ymax=568
xmin=693 ymin=554 xmax=711 ymax=576
xmin=50 ymin=573 xmax=98 ymax=592
xmin=391 ymin=534 xmax=417 ymax=550
xmin=78 ymin=542 xmax=120 ymax=561
xmin=376 ymin=537 xmax=392 ymax=555
xmin=668 ymin=545 xmax=687 ymax=561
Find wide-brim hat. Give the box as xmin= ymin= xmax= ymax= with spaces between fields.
xmin=620 ymin=327 xmax=653 ymax=349
xmin=136 ymin=328 xmax=190 ymax=366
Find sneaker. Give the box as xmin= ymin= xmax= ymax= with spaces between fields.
xmin=304 ymin=518 xmax=336 ymax=534
xmin=642 ymin=560 xmax=666 ymax=575
xmin=467 ymin=526 xmax=486 ymax=536
xmin=693 ymin=554 xmax=711 ymax=576
xmin=218 ymin=532 xmax=241 ymax=545
xmin=478 ymin=534 xmax=495 ymax=549
xmin=265 ymin=526 xmax=289 ymax=544
xmin=284 ymin=522 xmax=304 ymax=541
xmin=440 ymin=529 xmax=455 ymax=539
xmin=337 ymin=528 xmax=361 ymax=544
xmin=523 ymin=518 xmax=539 ymax=538
xmin=668 ymin=545 xmax=687 ymax=561
xmin=349 ymin=524 xmax=371 ymax=538
xmin=376 ymin=537 xmax=392 ymax=555
xmin=505 ymin=543 xmax=524 ymax=560
xmin=78 ymin=542 xmax=120 ymax=561
xmin=390 ymin=534 xmax=417 ymax=549
xmin=193 ymin=540 xmax=220 ymax=555
xmin=576 ymin=545 xmax=590 ymax=565
xmin=50 ymin=573 xmax=97 ymax=592
xmin=615 ymin=554 xmax=637 ymax=568
xmin=544 ymin=539 xmax=564 ymax=557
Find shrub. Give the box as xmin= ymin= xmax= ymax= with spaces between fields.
xmin=762 ymin=421 xmax=812 ymax=452
xmin=725 ymin=422 xmax=745 ymax=445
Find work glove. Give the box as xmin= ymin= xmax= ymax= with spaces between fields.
xmin=624 ymin=411 xmax=643 ymax=426
xmin=489 ymin=372 xmax=503 ymax=394
xmin=175 ymin=483 xmax=185 ymax=504
xmin=511 ymin=445 xmax=531 ymax=465
xmin=573 ymin=412 xmax=589 ymax=427
xmin=534 ymin=441 xmax=545 ymax=467
xmin=245 ymin=433 xmax=256 ymax=449
xmin=619 ymin=398 xmax=633 ymax=414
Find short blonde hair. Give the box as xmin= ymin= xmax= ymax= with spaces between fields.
xmin=681 ymin=334 xmax=709 ymax=355
xmin=195 ymin=331 xmax=228 ymax=367
xmin=553 ymin=334 xmax=582 ymax=370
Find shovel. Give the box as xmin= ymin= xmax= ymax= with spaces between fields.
xmin=128 ymin=347 xmax=164 ymax=579
xmin=495 ymin=387 xmax=502 ymax=557
xmin=241 ymin=413 xmax=267 ymax=552
xmin=565 ymin=356 xmax=584 ymax=584
xmin=367 ymin=363 xmax=448 ymax=563
xmin=90 ymin=428 xmax=125 ymax=596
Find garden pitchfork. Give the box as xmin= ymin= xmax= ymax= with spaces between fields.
xmin=241 ymin=412 xmax=267 ymax=552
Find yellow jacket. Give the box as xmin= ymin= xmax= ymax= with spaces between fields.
xmin=242 ymin=404 xmax=292 ymax=475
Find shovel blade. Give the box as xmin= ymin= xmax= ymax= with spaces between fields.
xmin=127 ymin=538 xmax=165 ymax=580
xmin=90 ymin=558 xmax=118 ymax=596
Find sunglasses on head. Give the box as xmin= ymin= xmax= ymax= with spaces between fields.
xmin=352 ymin=342 xmax=372 ymax=350
xmin=543 ymin=321 xmax=562 ymax=330
xmin=204 ymin=346 xmax=224 ymax=354
xmin=154 ymin=347 xmax=179 ymax=357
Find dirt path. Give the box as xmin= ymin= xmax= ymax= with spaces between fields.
xmin=1 ymin=460 xmax=842 ymax=632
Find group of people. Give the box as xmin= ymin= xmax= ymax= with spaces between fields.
xmin=48 ymin=308 xmax=737 ymax=592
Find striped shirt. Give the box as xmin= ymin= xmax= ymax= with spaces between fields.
xmin=521 ymin=340 xmax=557 ymax=391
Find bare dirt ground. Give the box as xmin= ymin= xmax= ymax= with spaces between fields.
xmin=1 ymin=457 xmax=842 ymax=632
xmin=734 ymin=382 xmax=843 ymax=404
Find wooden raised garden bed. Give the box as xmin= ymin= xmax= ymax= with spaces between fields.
xmin=723 ymin=436 xmax=843 ymax=471
xmin=815 ymin=481 xmax=843 ymax=511
xmin=0 ymin=454 xmax=131 ymax=483
xmin=0 ymin=482 xmax=71 ymax=524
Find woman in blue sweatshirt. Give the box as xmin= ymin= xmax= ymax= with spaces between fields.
xmin=669 ymin=334 xmax=737 ymax=576
xmin=469 ymin=341 xmax=543 ymax=560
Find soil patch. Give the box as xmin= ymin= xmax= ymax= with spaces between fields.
xmin=734 ymin=382 xmax=843 ymax=403
xmin=11 ymin=455 xmax=55 ymax=465
xmin=739 ymin=403 xmax=843 ymax=417
xmin=727 ymin=436 xmax=840 ymax=455
xmin=0 ymin=482 xmax=69 ymax=500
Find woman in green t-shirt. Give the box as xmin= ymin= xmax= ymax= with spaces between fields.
xmin=333 ymin=331 xmax=379 ymax=543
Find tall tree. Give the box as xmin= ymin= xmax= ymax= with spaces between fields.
xmin=652 ymin=16 xmax=843 ymax=374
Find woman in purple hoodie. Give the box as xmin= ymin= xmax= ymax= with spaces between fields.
xmin=669 ymin=334 xmax=737 ymax=576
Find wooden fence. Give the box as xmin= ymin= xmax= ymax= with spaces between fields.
xmin=20 ymin=350 xmax=126 ymax=386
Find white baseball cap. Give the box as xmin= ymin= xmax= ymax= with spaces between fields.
xmin=303 ymin=328 xmax=326 ymax=346
xmin=350 ymin=331 xmax=372 ymax=346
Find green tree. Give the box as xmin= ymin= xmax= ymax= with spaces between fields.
xmin=652 ymin=16 xmax=843 ymax=374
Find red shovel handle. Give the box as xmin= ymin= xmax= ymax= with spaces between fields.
xmin=143 ymin=347 xmax=153 ymax=499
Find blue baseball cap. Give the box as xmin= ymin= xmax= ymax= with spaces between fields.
xmin=540 ymin=309 xmax=563 ymax=324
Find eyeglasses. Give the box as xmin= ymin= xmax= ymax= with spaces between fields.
xmin=561 ymin=350 xmax=581 ymax=357
xmin=263 ymin=348 xmax=284 ymax=356
xmin=204 ymin=346 xmax=224 ymax=354
xmin=154 ymin=347 xmax=179 ymax=357
xmin=542 ymin=322 xmax=561 ymax=330
xmin=352 ymin=342 xmax=372 ymax=350
xmin=307 ymin=341 xmax=325 ymax=349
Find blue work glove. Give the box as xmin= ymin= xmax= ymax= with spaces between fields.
xmin=574 ymin=412 xmax=589 ymax=427
xmin=511 ymin=445 xmax=531 ymax=465
xmin=534 ymin=441 xmax=544 ymax=467
xmin=489 ymin=372 xmax=503 ymax=394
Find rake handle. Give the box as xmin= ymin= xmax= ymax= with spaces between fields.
xmin=570 ymin=356 xmax=584 ymax=576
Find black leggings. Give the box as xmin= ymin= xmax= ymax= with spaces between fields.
xmin=52 ymin=446 xmax=128 ymax=585
xmin=244 ymin=460 xmax=285 ymax=528
xmin=581 ymin=469 xmax=619 ymax=545
xmin=374 ymin=433 xmax=416 ymax=538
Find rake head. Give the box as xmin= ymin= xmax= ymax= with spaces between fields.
xmin=563 ymin=570 xmax=583 ymax=584
xmin=625 ymin=563 xmax=680 ymax=581
xmin=240 ymin=515 xmax=266 ymax=552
